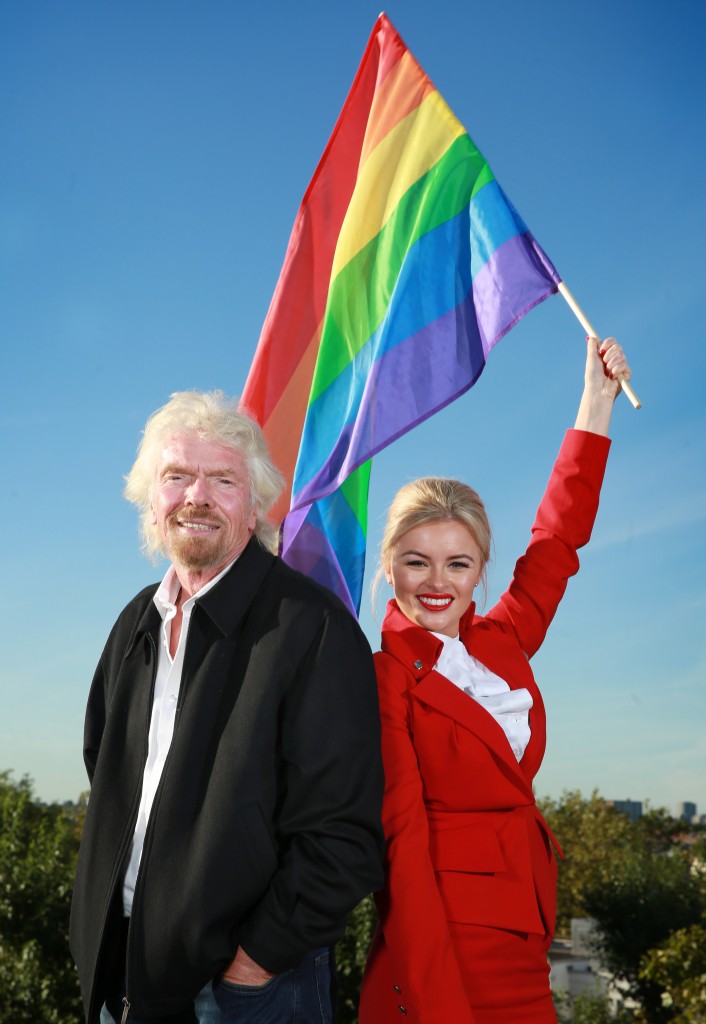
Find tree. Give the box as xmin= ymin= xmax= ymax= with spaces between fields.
xmin=336 ymin=894 xmax=377 ymax=1024
xmin=634 ymin=808 xmax=686 ymax=849
xmin=554 ymin=988 xmax=636 ymax=1024
xmin=582 ymin=847 xmax=705 ymax=1023
xmin=540 ymin=791 xmax=706 ymax=1023
xmin=640 ymin=924 xmax=706 ymax=1024
xmin=0 ymin=772 xmax=84 ymax=1024
xmin=539 ymin=790 xmax=639 ymax=933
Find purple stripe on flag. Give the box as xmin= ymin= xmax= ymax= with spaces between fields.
xmin=281 ymin=509 xmax=355 ymax=614
xmin=474 ymin=232 xmax=561 ymax=356
xmin=292 ymin=287 xmax=486 ymax=510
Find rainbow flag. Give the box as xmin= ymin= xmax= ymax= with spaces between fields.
xmin=242 ymin=13 xmax=560 ymax=615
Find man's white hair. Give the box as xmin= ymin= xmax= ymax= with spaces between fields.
xmin=124 ymin=390 xmax=284 ymax=559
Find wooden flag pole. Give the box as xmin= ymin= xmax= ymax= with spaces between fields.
xmin=557 ymin=281 xmax=642 ymax=410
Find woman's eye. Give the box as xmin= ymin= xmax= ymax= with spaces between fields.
xmin=450 ymin=561 xmax=471 ymax=569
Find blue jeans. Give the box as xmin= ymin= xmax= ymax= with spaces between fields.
xmin=100 ymin=947 xmax=334 ymax=1024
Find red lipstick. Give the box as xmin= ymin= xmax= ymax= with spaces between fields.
xmin=416 ymin=593 xmax=454 ymax=612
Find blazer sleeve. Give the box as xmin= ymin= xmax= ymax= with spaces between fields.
xmin=237 ymin=607 xmax=386 ymax=972
xmin=83 ymin=656 xmax=107 ymax=784
xmin=373 ymin=652 xmax=476 ymax=1023
xmin=485 ymin=429 xmax=611 ymax=659
xmin=82 ymin=591 xmax=154 ymax=785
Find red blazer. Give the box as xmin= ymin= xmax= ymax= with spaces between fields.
xmin=360 ymin=429 xmax=611 ymax=1023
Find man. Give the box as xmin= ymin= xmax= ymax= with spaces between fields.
xmin=70 ymin=390 xmax=385 ymax=1024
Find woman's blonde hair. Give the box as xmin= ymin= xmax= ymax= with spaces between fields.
xmin=124 ymin=390 xmax=284 ymax=559
xmin=373 ymin=476 xmax=492 ymax=607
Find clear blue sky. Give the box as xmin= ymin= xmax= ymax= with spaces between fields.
xmin=2 ymin=0 xmax=704 ymax=816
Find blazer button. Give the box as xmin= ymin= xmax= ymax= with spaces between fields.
xmin=413 ymin=660 xmax=422 ymax=670
xmin=398 ymin=1007 xmax=407 ymax=1016
xmin=392 ymin=984 xmax=401 ymax=993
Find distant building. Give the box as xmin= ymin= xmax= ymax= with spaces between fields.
xmin=571 ymin=918 xmax=599 ymax=957
xmin=549 ymin=928 xmax=605 ymax=1002
xmin=678 ymin=801 xmax=697 ymax=821
xmin=550 ymin=919 xmax=639 ymax=1017
xmin=607 ymin=798 xmax=643 ymax=821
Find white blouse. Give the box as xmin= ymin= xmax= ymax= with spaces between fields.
xmin=431 ymin=632 xmax=533 ymax=761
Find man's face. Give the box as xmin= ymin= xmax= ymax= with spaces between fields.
xmin=151 ymin=433 xmax=258 ymax=577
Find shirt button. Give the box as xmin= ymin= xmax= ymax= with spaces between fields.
xmin=413 ymin=660 xmax=423 ymax=670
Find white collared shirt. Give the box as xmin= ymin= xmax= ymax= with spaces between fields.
xmin=121 ymin=559 xmax=236 ymax=915
xmin=431 ymin=632 xmax=533 ymax=762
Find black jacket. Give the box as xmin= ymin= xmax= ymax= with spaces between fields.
xmin=69 ymin=539 xmax=385 ymax=1021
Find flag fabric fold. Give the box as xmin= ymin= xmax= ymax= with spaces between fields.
xmin=242 ymin=12 xmax=561 ymax=615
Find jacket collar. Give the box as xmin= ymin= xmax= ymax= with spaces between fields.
xmin=380 ymin=599 xmax=535 ymax=795
xmin=127 ymin=538 xmax=275 ymax=652
xmin=380 ymin=598 xmax=477 ymax=679
xmin=193 ymin=537 xmax=275 ymax=635
xmin=411 ymin=670 xmax=533 ymax=797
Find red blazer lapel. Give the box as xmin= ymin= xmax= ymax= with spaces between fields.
xmin=412 ymin=671 xmax=536 ymax=801
xmin=465 ymin=623 xmax=547 ymax=783
xmin=381 ymin=599 xmax=546 ymax=789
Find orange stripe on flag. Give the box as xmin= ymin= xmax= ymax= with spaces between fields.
xmin=258 ymin=321 xmax=323 ymax=526
xmin=360 ymin=50 xmax=435 ymax=166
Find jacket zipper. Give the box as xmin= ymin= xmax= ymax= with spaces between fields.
xmin=120 ymin=631 xmax=158 ymax=1021
xmin=125 ymin=631 xmax=188 ymax=1014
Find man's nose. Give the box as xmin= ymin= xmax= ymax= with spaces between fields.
xmin=184 ymin=476 xmax=212 ymax=505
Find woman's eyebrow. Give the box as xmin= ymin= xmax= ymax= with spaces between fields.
xmin=398 ymin=549 xmax=475 ymax=561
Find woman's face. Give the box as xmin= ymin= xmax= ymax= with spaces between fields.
xmin=388 ymin=519 xmax=483 ymax=638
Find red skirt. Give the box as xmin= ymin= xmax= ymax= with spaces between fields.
xmin=360 ymin=923 xmax=557 ymax=1024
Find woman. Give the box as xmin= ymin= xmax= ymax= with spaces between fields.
xmin=359 ymin=339 xmax=631 ymax=1023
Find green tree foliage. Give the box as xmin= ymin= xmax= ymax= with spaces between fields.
xmin=572 ymin=991 xmax=628 ymax=1024
xmin=541 ymin=790 xmax=706 ymax=1024
xmin=539 ymin=790 xmax=638 ymax=933
xmin=554 ymin=988 xmax=635 ymax=1024
xmin=582 ymin=846 xmax=705 ymax=1023
xmin=336 ymin=894 xmax=377 ymax=1024
xmin=0 ymin=772 xmax=84 ymax=1023
xmin=640 ymin=924 xmax=706 ymax=1024
xmin=634 ymin=809 xmax=686 ymax=849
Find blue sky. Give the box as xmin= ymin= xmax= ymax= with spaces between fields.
xmin=2 ymin=0 xmax=704 ymax=816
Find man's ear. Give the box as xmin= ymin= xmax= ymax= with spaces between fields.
xmin=248 ymin=502 xmax=259 ymax=533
